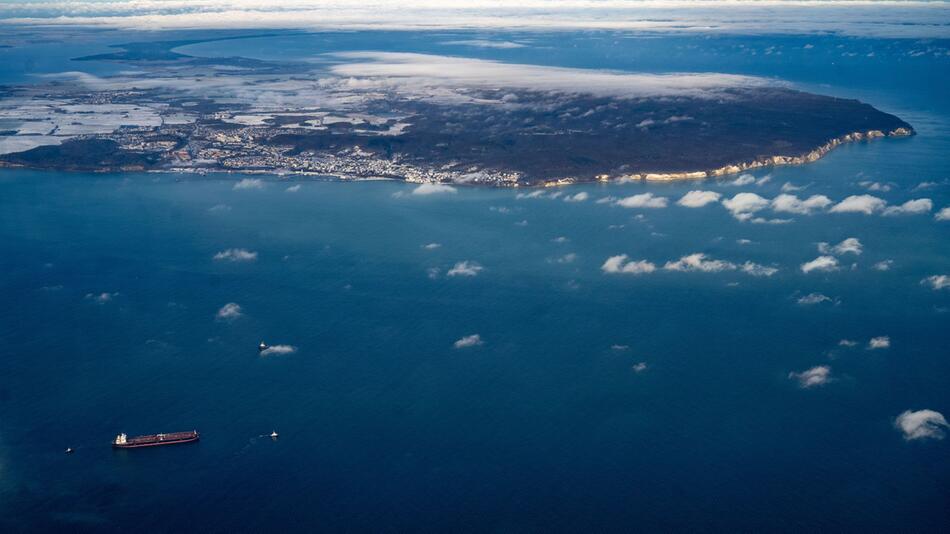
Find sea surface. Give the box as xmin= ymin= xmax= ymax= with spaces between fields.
xmin=1 ymin=30 xmax=949 ymax=532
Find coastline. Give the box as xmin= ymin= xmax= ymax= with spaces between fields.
xmin=0 ymin=127 xmax=914 ymax=186
xmin=583 ymin=127 xmax=914 ymax=186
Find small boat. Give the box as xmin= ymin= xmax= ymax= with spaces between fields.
xmin=65 ymin=447 xmax=74 ymax=454
xmin=258 ymin=341 xmax=268 ymax=352
xmin=270 ymin=430 xmax=279 ymax=439
xmin=113 ymin=430 xmax=199 ymax=449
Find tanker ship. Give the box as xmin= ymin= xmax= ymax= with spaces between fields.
xmin=112 ymin=430 xmax=199 ymax=449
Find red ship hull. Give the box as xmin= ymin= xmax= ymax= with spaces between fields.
xmin=113 ymin=431 xmax=199 ymax=449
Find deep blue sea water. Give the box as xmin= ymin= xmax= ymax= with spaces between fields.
xmin=1 ymin=30 xmax=949 ymax=532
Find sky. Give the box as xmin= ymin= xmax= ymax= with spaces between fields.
xmin=0 ymin=1 xmax=949 ymax=38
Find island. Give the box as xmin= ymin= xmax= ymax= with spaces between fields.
xmin=0 ymin=39 xmax=914 ymax=186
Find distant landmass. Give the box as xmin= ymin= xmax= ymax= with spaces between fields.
xmin=0 ymin=38 xmax=914 ymax=186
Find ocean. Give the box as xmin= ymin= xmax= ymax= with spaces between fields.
xmin=0 ymin=30 xmax=948 ymax=531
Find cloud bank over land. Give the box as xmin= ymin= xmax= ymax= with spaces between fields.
xmin=330 ymin=52 xmax=765 ymax=99
xmin=2 ymin=1 xmax=948 ymax=38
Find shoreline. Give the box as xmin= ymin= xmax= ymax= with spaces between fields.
xmin=615 ymin=127 xmax=914 ymax=184
xmin=0 ymin=127 xmax=914 ymax=186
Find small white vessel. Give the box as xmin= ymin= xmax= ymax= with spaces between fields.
xmin=258 ymin=341 xmax=268 ymax=352
xmin=270 ymin=430 xmax=279 ymax=439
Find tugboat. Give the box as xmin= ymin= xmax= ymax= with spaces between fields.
xmin=112 ymin=430 xmax=199 ymax=449
xmin=258 ymin=341 xmax=268 ymax=352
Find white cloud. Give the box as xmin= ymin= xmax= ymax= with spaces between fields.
xmin=442 ymin=39 xmax=526 ymax=49
xmin=422 ymin=242 xmax=442 ymax=249
xmin=616 ymin=193 xmax=668 ymax=209
xmin=233 ymin=178 xmax=265 ymax=190
xmin=722 ymin=192 xmax=769 ymax=221
xmin=829 ymin=194 xmax=887 ymax=214
xmin=611 ymin=344 xmax=630 ymax=351
xmin=781 ymin=182 xmax=806 ymax=193
xmin=412 ymin=183 xmax=457 ymax=195
xmin=285 ymin=184 xmax=301 ymax=193
xmin=921 ymin=275 xmax=950 ymax=290
xmin=4 ymin=1 xmax=949 ymax=39
xmin=601 ymin=254 xmax=656 ymax=275
xmin=564 ymin=192 xmax=589 ymax=203
xmin=789 ymin=365 xmax=832 ymax=388
xmin=727 ymin=174 xmax=756 ymax=186
xmin=446 ymin=260 xmax=483 ymax=277
xmin=868 ymin=336 xmax=890 ymax=349
xmin=552 ymin=253 xmax=577 ymax=264
xmin=208 ymin=204 xmax=231 ymax=213
xmin=551 ymin=236 xmax=569 ymax=243
xmin=797 ymin=293 xmax=833 ymax=305
xmin=260 ymin=344 xmax=297 ymax=356
xmin=817 ymin=237 xmax=862 ymax=256
xmin=935 ymin=207 xmax=950 ymax=221
xmin=676 ymin=190 xmax=721 ymax=208
xmin=632 ymin=362 xmax=648 ymax=373
xmin=664 ymin=253 xmax=736 ymax=273
xmin=750 ymin=216 xmax=793 ymax=225
xmin=331 ymin=51 xmax=766 ymax=101
xmin=895 ymin=409 xmax=949 ymax=441
xmin=870 ymin=259 xmax=893 ymax=271
xmin=800 ymin=255 xmax=839 ymax=274
xmin=216 ymin=302 xmax=243 ymax=320
xmin=741 ymin=262 xmax=778 ymax=277
xmin=213 ymin=248 xmax=258 ymax=262
xmin=883 ymin=198 xmax=933 ymax=216
xmin=516 ymin=190 xmax=546 ymax=200
xmin=839 ymin=339 xmax=858 ymax=347
xmin=85 ymin=292 xmax=118 ymax=304
xmin=770 ymin=194 xmax=832 ymax=215
xmin=453 ymin=334 xmax=484 ymax=349
xmin=859 ymin=180 xmax=892 ymax=192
